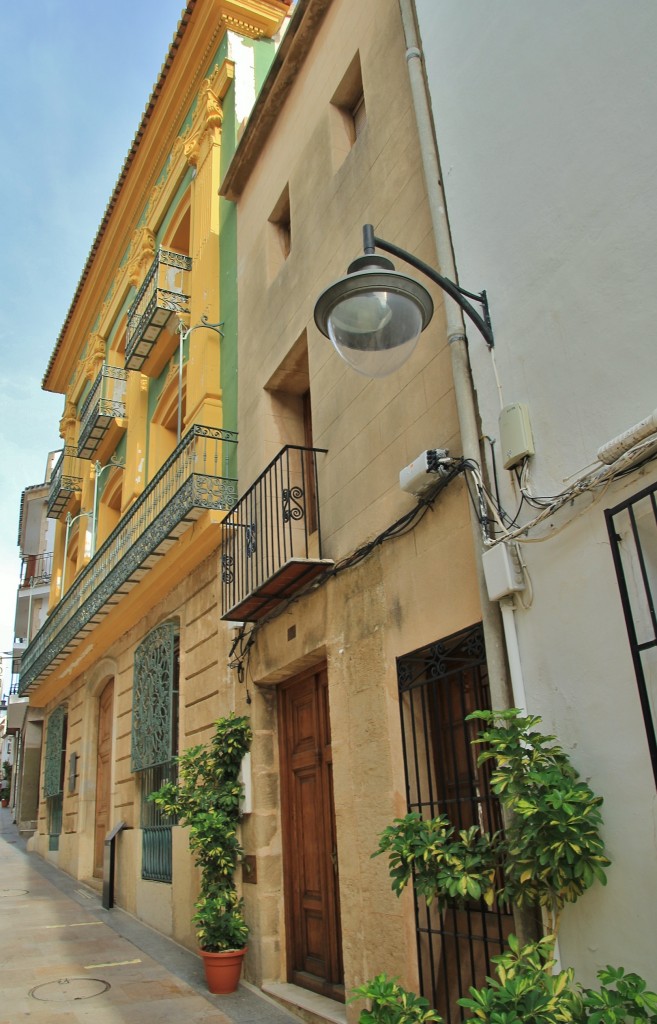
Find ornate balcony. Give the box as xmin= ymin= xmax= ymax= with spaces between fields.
xmin=221 ymin=445 xmax=332 ymax=622
xmin=19 ymin=425 xmax=237 ymax=695
xmin=19 ymin=552 xmax=53 ymax=589
xmin=78 ymin=365 xmax=128 ymax=460
xmin=125 ymin=248 xmax=192 ymax=373
xmin=47 ymin=447 xmax=83 ymax=520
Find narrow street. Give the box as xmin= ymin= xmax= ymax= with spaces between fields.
xmin=0 ymin=807 xmax=296 ymax=1024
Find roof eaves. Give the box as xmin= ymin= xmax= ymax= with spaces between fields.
xmin=42 ymin=1 xmax=196 ymax=390
xmin=220 ymin=0 xmax=333 ymax=202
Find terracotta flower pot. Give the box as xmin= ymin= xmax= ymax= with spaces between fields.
xmin=200 ymin=947 xmax=247 ymax=994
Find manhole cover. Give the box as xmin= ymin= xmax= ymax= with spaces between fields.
xmin=29 ymin=978 xmax=110 ymax=1002
xmin=0 ymin=888 xmax=29 ymax=897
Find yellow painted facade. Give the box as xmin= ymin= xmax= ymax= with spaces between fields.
xmin=20 ymin=0 xmax=291 ymax=965
xmin=19 ymin=2 xmax=497 ymax=1022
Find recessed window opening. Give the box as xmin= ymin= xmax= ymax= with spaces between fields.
xmin=165 ymin=198 xmax=191 ymax=257
xmin=267 ymin=184 xmax=291 ymax=279
xmin=330 ymin=52 xmax=366 ymax=169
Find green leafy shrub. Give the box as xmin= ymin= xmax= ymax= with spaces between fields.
xmin=470 ymin=709 xmax=610 ymax=935
xmin=373 ymin=710 xmax=610 ymax=938
xmin=354 ymin=710 xmax=653 ymax=1024
xmin=150 ymin=713 xmax=252 ymax=952
xmin=458 ymin=936 xmax=657 ymax=1024
xmin=350 ymin=973 xmax=443 ymax=1024
xmin=374 ymin=813 xmax=498 ymax=909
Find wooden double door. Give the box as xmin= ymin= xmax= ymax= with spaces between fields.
xmin=278 ymin=668 xmax=344 ymax=1001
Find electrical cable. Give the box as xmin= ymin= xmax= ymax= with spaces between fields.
xmin=227 ymin=459 xmax=469 ymax=680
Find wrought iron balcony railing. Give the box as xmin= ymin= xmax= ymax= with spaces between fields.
xmin=19 ymin=425 xmax=237 ymax=694
xmin=19 ymin=552 xmax=53 ymax=588
xmin=125 ymin=248 xmax=192 ymax=372
xmin=221 ymin=445 xmax=332 ymax=622
xmin=47 ymin=448 xmax=83 ymax=520
xmin=78 ymin=365 xmax=128 ymax=460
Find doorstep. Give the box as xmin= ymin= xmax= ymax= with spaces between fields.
xmin=262 ymin=982 xmax=348 ymax=1024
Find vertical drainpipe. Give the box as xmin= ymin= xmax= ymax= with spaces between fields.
xmin=398 ymin=11 xmax=541 ymax=950
xmin=398 ymin=0 xmax=512 ymax=713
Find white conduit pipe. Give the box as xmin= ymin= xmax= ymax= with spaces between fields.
xmin=499 ymin=598 xmax=527 ymax=712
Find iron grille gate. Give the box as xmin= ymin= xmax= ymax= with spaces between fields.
xmin=131 ymin=623 xmax=179 ymax=881
xmin=44 ymin=705 xmax=68 ymax=852
xmin=606 ymin=480 xmax=657 ymax=787
xmin=397 ymin=623 xmax=513 ymax=1023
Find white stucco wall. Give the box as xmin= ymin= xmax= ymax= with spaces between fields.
xmin=414 ymin=0 xmax=657 ymax=985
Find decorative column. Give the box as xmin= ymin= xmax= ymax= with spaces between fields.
xmin=183 ymin=65 xmax=235 ymax=430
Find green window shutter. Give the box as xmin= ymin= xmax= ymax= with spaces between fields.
xmin=131 ymin=622 xmax=176 ymax=772
xmin=44 ymin=706 xmax=67 ymax=798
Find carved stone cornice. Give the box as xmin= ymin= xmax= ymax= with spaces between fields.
xmin=184 ymin=79 xmax=224 ymax=168
xmin=126 ymin=226 xmax=157 ymax=289
xmin=85 ymin=333 xmax=106 ymax=382
xmin=60 ymin=400 xmax=78 ymax=441
xmin=217 ymin=0 xmax=290 ymax=38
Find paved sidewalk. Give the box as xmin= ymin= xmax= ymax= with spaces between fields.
xmin=0 ymin=806 xmax=297 ymax=1024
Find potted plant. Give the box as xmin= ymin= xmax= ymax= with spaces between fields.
xmin=354 ymin=709 xmax=657 ymax=1024
xmin=150 ymin=713 xmax=252 ymax=994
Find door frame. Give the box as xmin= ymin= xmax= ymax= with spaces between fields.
xmin=278 ymin=665 xmax=344 ymax=1001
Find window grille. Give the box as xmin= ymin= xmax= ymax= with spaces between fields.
xmin=44 ymin=705 xmax=68 ymax=851
xmin=140 ymin=763 xmax=177 ymax=882
xmin=606 ymin=480 xmax=657 ymax=786
xmin=397 ymin=624 xmax=513 ymax=1023
xmin=131 ymin=623 xmax=179 ymax=881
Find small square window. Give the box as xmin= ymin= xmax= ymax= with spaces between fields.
xmin=330 ymin=53 xmax=366 ymax=169
xmin=267 ymin=184 xmax=291 ymax=279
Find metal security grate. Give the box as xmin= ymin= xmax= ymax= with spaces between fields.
xmin=397 ymin=624 xmax=513 ymax=1023
xmin=133 ymin=627 xmax=179 ymax=883
xmin=140 ymin=763 xmax=177 ymax=882
xmin=606 ymin=481 xmax=657 ymax=787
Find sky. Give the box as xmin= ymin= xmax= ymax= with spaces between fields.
xmin=0 ymin=2 xmax=186 ymax=695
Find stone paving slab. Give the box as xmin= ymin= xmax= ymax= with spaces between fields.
xmin=0 ymin=808 xmax=298 ymax=1024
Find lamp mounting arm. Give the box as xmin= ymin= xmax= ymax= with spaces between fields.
xmin=363 ymin=224 xmax=493 ymax=348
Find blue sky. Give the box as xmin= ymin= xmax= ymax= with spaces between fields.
xmin=0 ymin=2 xmax=185 ymax=692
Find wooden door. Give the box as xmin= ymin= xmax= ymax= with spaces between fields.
xmin=279 ymin=668 xmax=344 ymax=1001
xmin=93 ymin=680 xmax=114 ymax=877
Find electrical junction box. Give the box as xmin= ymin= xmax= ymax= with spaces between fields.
xmin=499 ymin=402 xmax=534 ymax=469
xmin=482 ymin=541 xmax=525 ymax=601
xmin=239 ymin=752 xmax=252 ymax=815
xmin=400 ymin=449 xmax=450 ymax=496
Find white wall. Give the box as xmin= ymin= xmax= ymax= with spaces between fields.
xmin=414 ymin=0 xmax=657 ymax=985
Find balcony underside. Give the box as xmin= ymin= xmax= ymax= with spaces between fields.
xmin=19 ymin=473 xmax=233 ymax=694
xmin=77 ymin=414 xmax=126 ymax=462
xmin=48 ymin=476 xmax=83 ymax=519
xmin=222 ymin=557 xmax=334 ymax=622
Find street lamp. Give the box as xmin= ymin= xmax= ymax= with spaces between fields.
xmin=314 ymin=224 xmax=493 ymax=377
xmin=61 ymin=510 xmax=92 ymax=596
xmin=91 ymin=458 xmax=124 ymax=557
xmin=176 ymin=315 xmax=224 ymax=441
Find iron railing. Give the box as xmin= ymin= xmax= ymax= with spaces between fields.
xmin=221 ymin=445 xmax=328 ymax=620
xmin=19 ymin=552 xmax=53 ymax=588
xmin=606 ymin=480 xmax=657 ymax=787
xmin=19 ymin=425 xmax=237 ymax=694
xmin=78 ymin=365 xmax=128 ymax=459
xmin=125 ymin=248 xmax=192 ymax=371
xmin=397 ymin=624 xmax=513 ymax=1023
xmin=47 ymin=447 xmax=83 ymax=519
